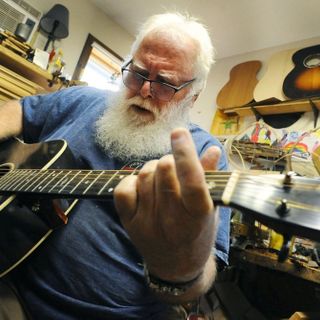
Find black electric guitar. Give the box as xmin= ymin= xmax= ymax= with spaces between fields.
xmin=1 ymin=138 xmax=320 ymax=277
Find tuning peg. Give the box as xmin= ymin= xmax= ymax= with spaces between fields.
xmin=276 ymin=198 xmax=290 ymax=217
xmin=283 ymin=171 xmax=296 ymax=186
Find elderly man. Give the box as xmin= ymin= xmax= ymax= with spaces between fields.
xmin=0 ymin=12 xmax=230 ymax=319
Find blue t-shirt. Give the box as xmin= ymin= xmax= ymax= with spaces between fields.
xmin=13 ymin=86 xmax=230 ymax=319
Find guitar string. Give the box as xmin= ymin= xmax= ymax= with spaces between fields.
xmin=0 ymin=168 xmax=232 ymax=175
xmin=0 ymin=168 xmax=316 ymax=183
xmin=0 ymin=169 xmax=231 ymax=192
xmin=0 ymin=171 xmax=309 ymax=188
xmin=0 ymin=169 xmax=232 ymax=180
xmin=0 ymin=173 xmax=318 ymax=211
xmin=0 ymin=168 xmax=315 ymax=186
xmin=0 ymin=178 xmax=317 ymax=212
xmin=0 ymin=170 xmax=318 ymax=193
xmin=0 ymin=169 xmax=231 ymax=174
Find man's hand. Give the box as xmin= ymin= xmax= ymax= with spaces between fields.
xmin=114 ymin=128 xmax=221 ymax=291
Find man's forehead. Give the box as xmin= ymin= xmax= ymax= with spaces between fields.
xmin=135 ymin=33 xmax=196 ymax=71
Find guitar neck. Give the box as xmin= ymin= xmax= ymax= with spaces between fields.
xmin=0 ymin=168 xmax=230 ymax=203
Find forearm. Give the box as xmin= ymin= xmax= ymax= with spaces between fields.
xmin=0 ymin=100 xmax=23 ymax=140
xmin=145 ymin=208 xmax=219 ymax=304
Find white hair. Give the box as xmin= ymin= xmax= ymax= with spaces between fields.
xmin=130 ymin=12 xmax=215 ymax=94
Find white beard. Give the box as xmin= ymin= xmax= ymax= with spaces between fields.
xmin=95 ymin=86 xmax=192 ymax=161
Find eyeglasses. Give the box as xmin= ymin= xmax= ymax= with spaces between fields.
xmin=121 ymin=59 xmax=195 ymax=102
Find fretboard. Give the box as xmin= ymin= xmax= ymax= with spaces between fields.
xmin=0 ymin=169 xmax=231 ymax=203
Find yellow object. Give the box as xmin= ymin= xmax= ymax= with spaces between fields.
xmin=269 ymin=230 xmax=284 ymax=251
xmin=47 ymin=49 xmax=64 ymax=74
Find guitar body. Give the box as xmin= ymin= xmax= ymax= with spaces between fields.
xmin=0 ymin=138 xmax=76 ymax=277
xmin=216 ymin=60 xmax=262 ymax=110
xmin=283 ymin=44 xmax=320 ymax=99
xmin=254 ymin=48 xmax=296 ymax=101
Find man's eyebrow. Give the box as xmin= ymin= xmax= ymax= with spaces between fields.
xmin=132 ymin=60 xmax=178 ymax=83
xmin=131 ymin=61 xmax=147 ymax=72
xmin=156 ymin=73 xmax=176 ymax=84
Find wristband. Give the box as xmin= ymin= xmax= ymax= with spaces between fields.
xmin=144 ymin=265 xmax=203 ymax=296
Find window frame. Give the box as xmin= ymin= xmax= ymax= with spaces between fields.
xmin=72 ymin=33 xmax=123 ymax=81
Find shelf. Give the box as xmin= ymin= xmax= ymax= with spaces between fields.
xmin=224 ymin=98 xmax=320 ymax=117
xmin=0 ymin=45 xmax=55 ymax=91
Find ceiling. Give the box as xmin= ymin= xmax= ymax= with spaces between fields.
xmin=89 ymin=0 xmax=320 ymax=59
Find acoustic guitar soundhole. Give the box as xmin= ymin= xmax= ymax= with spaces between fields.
xmin=303 ymin=54 xmax=320 ymax=68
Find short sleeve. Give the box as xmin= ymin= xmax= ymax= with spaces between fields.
xmin=21 ymin=86 xmax=107 ymax=143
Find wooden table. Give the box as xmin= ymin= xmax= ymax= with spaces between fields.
xmin=230 ymin=246 xmax=320 ymax=284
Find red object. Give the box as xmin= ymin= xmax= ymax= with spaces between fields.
xmin=49 ymin=48 xmax=56 ymax=62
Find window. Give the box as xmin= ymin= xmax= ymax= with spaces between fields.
xmin=73 ymin=34 xmax=123 ymax=91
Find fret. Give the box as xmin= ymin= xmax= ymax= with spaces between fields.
xmin=30 ymin=170 xmax=59 ymax=192
xmin=80 ymin=172 xmax=107 ymax=194
xmin=58 ymin=170 xmax=82 ymax=194
xmin=40 ymin=170 xmax=65 ymax=193
xmin=46 ymin=170 xmax=74 ymax=194
xmin=0 ymin=169 xmax=30 ymax=190
xmin=16 ymin=170 xmax=44 ymax=191
xmin=69 ymin=170 xmax=93 ymax=195
xmin=0 ymin=169 xmax=23 ymax=189
xmin=24 ymin=170 xmax=52 ymax=192
xmin=5 ymin=170 xmax=37 ymax=191
xmin=47 ymin=170 xmax=73 ymax=193
xmin=82 ymin=170 xmax=105 ymax=195
xmin=99 ymin=171 xmax=137 ymax=196
xmin=205 ymin=172 xmax=229 ymax=203
xmin=32 ymin=170 xmax=71 ymax=193
xmin=0 ymin=167 xmax=231 ymax=202
xmin=56 ymin=171 xmax=95 ymax=195
xmin=69 ymin=170 xmax=114 ymax=195
xmin=97 ymin=170 xmax=120 ymax=196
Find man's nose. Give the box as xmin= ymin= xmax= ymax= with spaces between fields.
xmin=139 ymin=80 xmax=153 ymax=99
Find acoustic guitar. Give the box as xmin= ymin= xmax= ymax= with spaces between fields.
xmin=216 ymin=60 xmax=262 ymax=110
xmin=283 ymin=44 xmax=320 ymax=99
xmin=0 ymin=138 xmax=320 ymax=277
xmin=253 ymin=49 xmax=296 ymax=102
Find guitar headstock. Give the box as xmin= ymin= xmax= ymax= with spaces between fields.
xmin=222 ymin=171 xmax=320 ymax=242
